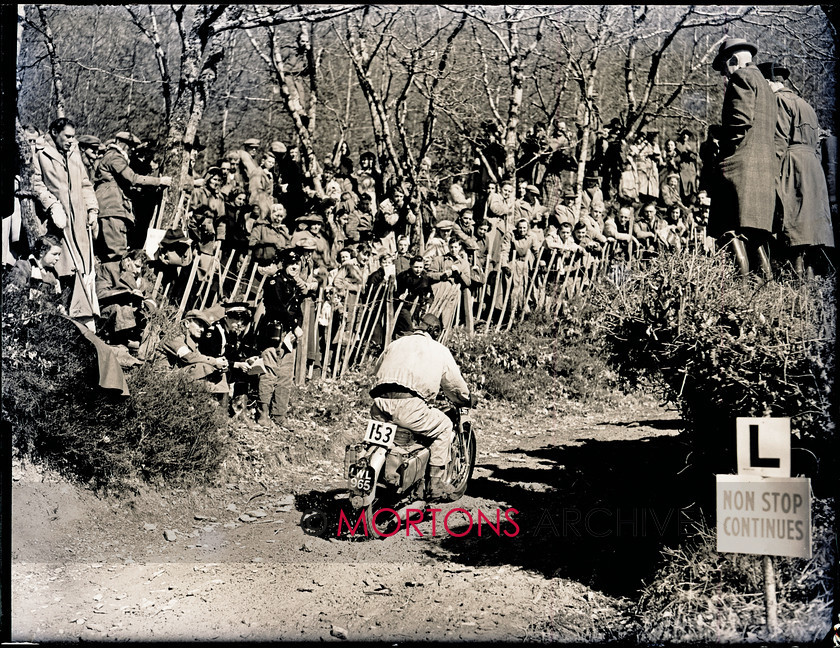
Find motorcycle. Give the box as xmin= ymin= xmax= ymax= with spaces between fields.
xmin=343 ymin=403 xmax=477 ymax=533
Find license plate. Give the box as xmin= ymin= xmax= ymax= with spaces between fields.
xmin=349 ymin=466 xmax=375 ymax=493
xmin=363 ymin=419 xmax=397 ymax=448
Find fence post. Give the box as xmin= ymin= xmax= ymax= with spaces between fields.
xmin=176 ymin=249 xmax=202 ymax=318
xmin=462 ymin=287 xmax=474 ymax=336
xmin=295 ymin=298 xmax=312 ymax=386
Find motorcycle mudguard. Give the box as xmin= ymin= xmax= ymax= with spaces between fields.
xmin=356 ymin=447 xmax=387 ymax=508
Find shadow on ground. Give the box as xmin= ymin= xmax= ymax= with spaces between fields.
xmin=423 ymin=429 xmax=716 ymax=598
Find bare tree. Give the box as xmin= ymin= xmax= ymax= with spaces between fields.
xmin=24 ymin=6 xmax=68 ymax=118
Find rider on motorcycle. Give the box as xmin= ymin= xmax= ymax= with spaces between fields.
xmin=369 ymin=313 xmax=471 ymax=500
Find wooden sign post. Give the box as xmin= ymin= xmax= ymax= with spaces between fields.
xmin=716 ymin=417 xmax=810 ymax=638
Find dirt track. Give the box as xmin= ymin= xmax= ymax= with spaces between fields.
xmin=12 ymin=395 xmax=689 ymax=641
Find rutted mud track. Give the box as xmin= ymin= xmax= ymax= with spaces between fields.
xmin=13 ymin=396 xmax=688 ymax=641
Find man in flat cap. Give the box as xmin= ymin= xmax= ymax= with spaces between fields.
xmin=95 ymin=131 xmax=172 ymax=265
xmin=77 ymin=135 xmax=103 ymax=183
xmin=708 ymin=37 xmax=776 ymax=278
xmin=759 ymin=61 xmax=834 ymax=278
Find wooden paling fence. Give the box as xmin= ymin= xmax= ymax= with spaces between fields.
xmin=148 ymin=226 xmax=709 ymax=382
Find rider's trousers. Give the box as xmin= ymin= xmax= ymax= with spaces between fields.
xmin=370 ymin=396 xmax=453 ymax=466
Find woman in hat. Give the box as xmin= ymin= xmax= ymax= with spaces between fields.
xmin=634 ymin=131 xmax=662 ymax=201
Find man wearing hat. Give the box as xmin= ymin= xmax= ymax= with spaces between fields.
xmin=77 ymin=135 xmax=103 ymax=183
xmin=197 ymin=302 xmax=260 ymax=415
xmin=759 ymin=61 xmax=834 ymax=277
xmin=255 ymin=248 xmax=313 ymax=427
xmin=95 ymin=131 xmax=172 ymax=264
xmin=580 ymin=174 xmax=605 ymax=218
xmin=708 ymin=37 xmax=776 ymax=278
xmin=160 ymin=308 xmax=230 ymax=399
xmin=553 ymin=189 xmax=577 ymax=226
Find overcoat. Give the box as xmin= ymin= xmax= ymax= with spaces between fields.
xmin=708 ymin=63 xmax=777 ymax=238
xmin=773 ymin=87 xmax=834 ymax=248
xmin=31 ymin=139 xmax=100 ymax=319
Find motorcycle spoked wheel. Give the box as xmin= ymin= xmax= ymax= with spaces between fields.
xmin=444 ymin=427 xmax=476 ymax=500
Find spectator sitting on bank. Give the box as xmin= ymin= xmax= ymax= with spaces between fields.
xmin=95 ymin=247 xmax=157 ymax=348
xmin=6 ymin=233 xmax=64 ymax=303
xmin=159 ymin=308 xmax=230 ymax=401
xmin=634 ymin=202 xmax=659 ymax=253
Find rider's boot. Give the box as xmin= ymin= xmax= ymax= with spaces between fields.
xmin=427 ymin=465 xmax=454 ymax=501
xmin=256 ymin=403 xmax=272 ymax=428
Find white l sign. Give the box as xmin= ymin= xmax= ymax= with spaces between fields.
xmin=736 ymin=417 xmax=791 ymax=478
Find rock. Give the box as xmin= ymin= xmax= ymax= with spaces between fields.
xmin=164 ymin=530 xmax=177 ymax=542
xmin=86 ymin=623 xmax=105 ymax=633
xmin=239 ymin=514 xmax=255 ymax=523
xmin=223 ymin=522 xmax=237 ymax=529
xmin=300 ymin=542 xmax=313 ymax=553
xmin=277 ymin=494 xmax=295 ymax=507
xmin=330 ymin=625 xmax=349 ymax=640
xmin=143 ymin=523 xmax=157 ymax=531
xmin=226 ymin=504 xmax=238 ymax=512
xmin=194 ymin=514 xmax=208 ymax=520
xmin=246 ymin=509 xmax=267 ymax=518
xmin=275 ymin=505 xmax=293 ymax=513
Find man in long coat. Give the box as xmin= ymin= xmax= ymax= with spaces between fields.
xmin=759 ymin=62 xmax=834 ymax=277
xmin=31 ymin=117 xmax=100 ymax=328
xmin=707 ymin=38 xmax=777 ymax=278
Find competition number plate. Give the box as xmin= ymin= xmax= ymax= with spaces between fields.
xmin=363 ymin=419 xmax=397 ymax=448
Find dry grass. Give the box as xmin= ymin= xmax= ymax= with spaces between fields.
xmin=633 ymin=498 xmax=835 ymax=643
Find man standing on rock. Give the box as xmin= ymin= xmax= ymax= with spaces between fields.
xmin=707 ymin=37 xmax=777 ymax=279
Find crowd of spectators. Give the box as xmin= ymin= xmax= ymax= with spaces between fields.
xmin=4 ymin=99 xmax=835 ymax=428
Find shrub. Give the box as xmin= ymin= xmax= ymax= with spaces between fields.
xmin=2 ymin=286 xmax=232 ymax=491
xmin=599 ymin=250 xmax=836 ymax=481
xmin=448 ymin=301 xmax=621 ymax=407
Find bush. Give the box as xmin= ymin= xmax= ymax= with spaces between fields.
xmin=448 ymin=300 xmax=621 ymax=406
xmin=599 ymin=250 xmax=836 ymax=481
xmin=2 ymin=287 xmax=232 ymax=492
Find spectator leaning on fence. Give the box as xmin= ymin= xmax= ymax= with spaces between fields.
xmin=95 ymin=131 xmax=172 ymax=265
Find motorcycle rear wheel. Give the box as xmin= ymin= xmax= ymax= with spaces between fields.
xmin=445 ymin=427 xmax=476 ymax=500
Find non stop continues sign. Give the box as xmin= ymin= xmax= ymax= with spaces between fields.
xmin=716 ymin=475 xmax=811 ymax=559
